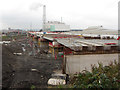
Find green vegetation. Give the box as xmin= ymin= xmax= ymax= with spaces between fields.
xmin=31 ymin=85 xmax=36 ymax=90
xmin=2 ymin=36 xmax=11 ymax=40
xmin=2 ymin=35 xmax=26 ymax=41
xmin=59 ymin=61 xmax=120 ymax=88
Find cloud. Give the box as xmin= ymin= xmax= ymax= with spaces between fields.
xmin=30 ymin=2 xmax=43 ymax=11
xmin=0 ymin=0 xmax=119 ymax=30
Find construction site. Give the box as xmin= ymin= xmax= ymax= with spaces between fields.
xmin=2 ymin=34 xmax=63 ymax=88
xmin=2 ymin=26 xmax=119 ymax=88
xmin=1 ymin=2 xmax=120 ymax=89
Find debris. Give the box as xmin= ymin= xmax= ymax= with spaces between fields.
xmin=3 ymin=35 xmax=62 ymax=88
xmin=22 ymin=47 xmax=26 ymax=52
xmin=48 ymin=74 xmax=66 ymax=85
xmin=29 ymin=51 xmax=32 ymax=56
xmin=13 ymin=53 xmax=22 ymax=56
xmin=21 ymin=44 xmax=26 ymax=47
xmin=0 ymin=42 xmax=3 ymax=44
xmin=5 ymin=44 xmax=8 ymax=46
xmin=48 ymin=78 xmax=66 ymax=85
xmin=31 ymin=69 xmax=38 ymax=72
xmin=37 ymin=49 xmax=40 ymax=53
xmin=0 ymin=41 xmax=11 ymax=44
xmin=13 ymin=39 xmax=15 ymax=41
xmin=41 ymin=75 xmax=43 ymax=78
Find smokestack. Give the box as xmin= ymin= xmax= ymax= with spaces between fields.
xmin=43 ymin=5 xmax=46 ymax=31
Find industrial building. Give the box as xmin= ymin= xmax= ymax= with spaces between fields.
xmin=2 ymin=28 xmax=27 ymax=36
xmin=65 ymin=26 xmax=118 ymax=39
xmin=28 ymin=26 xmax=119 ymax=75
xmin=45 ymin=21 xmax=70 ymax=32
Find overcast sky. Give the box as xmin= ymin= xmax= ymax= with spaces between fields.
xmin=0 ymin=0 xmax=119 ymax=30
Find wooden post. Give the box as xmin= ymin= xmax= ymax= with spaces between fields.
xmin=38 ymin=38 xmax=40 ymax=47
xmin=52 ymin=47 xmax=55 ymax=57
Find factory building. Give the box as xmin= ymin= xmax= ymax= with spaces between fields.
xmin=45 ymin=21 xmax=70 ymax=32
xmin=28 ymin=26 xmax=119 ymax=75
xmin=32 ymin=33 xmax=119 ymax=74
xmin=65 ymin=26 xmax=118 ymax=39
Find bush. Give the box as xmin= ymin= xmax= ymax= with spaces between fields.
xmin=70 ymin=61 xmax=120 ymax=88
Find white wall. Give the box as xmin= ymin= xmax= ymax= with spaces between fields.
xmin=55 ymin=24 xmax=70 ymax=31
xmin=45 ymin=22 xmax=70 ymax=31
xmin=66 ymin=54 xmax=118 ymax=74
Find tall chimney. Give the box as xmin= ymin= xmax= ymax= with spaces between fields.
xmin=43 ymin=5 xmax=46 ymax=31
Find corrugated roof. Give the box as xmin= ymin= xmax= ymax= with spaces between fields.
xmin=66 ymin=29 xmax=118 ymax=35
xmin=57 ymin=38 xmax=118 ymax=51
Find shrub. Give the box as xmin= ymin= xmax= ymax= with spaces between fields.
xmin=70 ymin=61 xmax=120 ymax=88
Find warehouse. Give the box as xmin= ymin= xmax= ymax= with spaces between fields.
xmin=65 ymin=26 xmax=118 ymax=39
xmin=42 ymin=35 xmax=119 ymax=74
xmin=28 ymin=30 xmax=119 ymax=75
xmin=56 ymin=38 xmax=119 ymax=74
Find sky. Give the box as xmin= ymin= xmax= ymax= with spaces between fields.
xmin=0 ymin=0 xmax=119 ymax=30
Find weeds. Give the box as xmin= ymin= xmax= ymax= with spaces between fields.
xmin=72 ymin=61 xmax=120 ymax=88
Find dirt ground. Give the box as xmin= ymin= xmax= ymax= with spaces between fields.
xmin=2 ymin=35 xmax=62 ymax=89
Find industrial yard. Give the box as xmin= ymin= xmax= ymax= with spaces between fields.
xmin=1 ymin=0 xmax=119 ymax=88
xmin=2 ymin=27 xmax=119 ymax=88
xmin=2 ymin=35 xmax=62 ymax=88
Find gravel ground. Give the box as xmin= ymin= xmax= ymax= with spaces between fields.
xmin=2 ymin=36 xmax=62 ymax=89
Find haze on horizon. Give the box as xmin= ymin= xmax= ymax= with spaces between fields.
xmin=0 ymin=0 xmax=119 ymax=30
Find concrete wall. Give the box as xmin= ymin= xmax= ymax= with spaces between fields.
xmin=66 ymin=54 xmax=118 ymax=74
